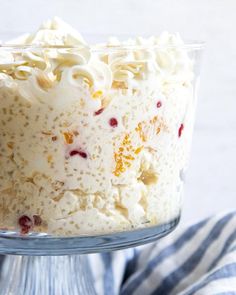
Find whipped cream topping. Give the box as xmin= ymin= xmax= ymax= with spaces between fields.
xmin=8 ymin=17 xmax=86 ymax=46
xmin=1 ymin=17 xmax=194 ymax=93
xmin=0 ymin=18 xmax=198 ymax=235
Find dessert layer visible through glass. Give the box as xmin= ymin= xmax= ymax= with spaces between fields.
xmin=0 ymin=18 xmax=203 ymax=236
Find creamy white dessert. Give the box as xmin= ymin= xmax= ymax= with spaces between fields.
xmin=0 ymin=17 xmax=197 ymax=235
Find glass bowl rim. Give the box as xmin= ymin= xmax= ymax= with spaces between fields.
xmin=0 ymin=40 xmax=205 ymax=52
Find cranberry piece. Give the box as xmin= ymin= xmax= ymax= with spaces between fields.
xmin=19 ymin=215 xmax=32 ymax=227
xmin=156 ymin=101 xmax=162 ymax=108
xmin=70 ymin=150 xmax=80 ymax=157
xmin=18 ymin=215 xmax=33 ymax=234
xmin=94 ymin=108 xmax=104 ymax=116
xmin=33 ymin=215 xmax=42 ymax=226
xmin=109 ymin=118 xmax=118 ymax=127
xmin=21 ymin=227 xmax=31 ymax=235
xmin=69 ymin=150 xmax=87 ymax=158
xmin=77 ymin=151 xmax=87 ymax=158
xmin=178 ymin=123 xmax=184 ymax=137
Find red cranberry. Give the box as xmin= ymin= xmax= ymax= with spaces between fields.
xmin=156 ymin=101 xmax=162 ymax=108
xmin=21 ymin=227 xmax=31 ymax=235
xmin=18 ymin=215 xmax=33 ymax=234
xmin=94 ymin=108 xmax=104 ymax=116
xmin=78 ymin=151 xmax=87 ymax=158
xmin=69 ymin=150 xmax=87 ymax=158
xmin=19 ymin=215 xmax=32 ymax=227
xmin=109 ymin=118 xmax=118 ymax=127
xmin=33 ymin=215 xmax=42 ymax=226
xmin=178 ymin=123 xmax=184 ymax=137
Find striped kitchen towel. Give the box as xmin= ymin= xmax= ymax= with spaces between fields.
xmin=89 ymin=211 xmax=236 ymax=295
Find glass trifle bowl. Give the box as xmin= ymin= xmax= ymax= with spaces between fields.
xmin=0 ymin=18 xmax=204 ymax=295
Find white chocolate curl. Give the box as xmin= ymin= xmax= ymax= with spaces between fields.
xmin=0 ymin=18 xmax=194 ymax=98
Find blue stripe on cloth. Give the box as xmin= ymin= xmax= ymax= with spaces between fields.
xmin=183 ymin=263 xmax=236 ymax=295
xmin=101 ymin=253 xmax=115 ymax=295
xmin=121 ymin=217 xmax=209 ymax=295
xmin=229 ymin=245 xmax=236 ymax=253
xmin=208 ymin=227 xmax=236 ymax=271
xmin=122 ymin=248 xmax=139 ymax=284
xmin=150 ymin=212 xmax=235 ymax=295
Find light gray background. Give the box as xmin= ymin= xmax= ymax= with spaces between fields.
xmin=0 ymin=0 xmax=235 ymax=225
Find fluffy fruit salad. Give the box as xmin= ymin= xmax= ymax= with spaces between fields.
xmin=0 ymin=17 xmax=197 ymax=236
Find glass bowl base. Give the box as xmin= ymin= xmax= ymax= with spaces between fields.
xmin=0 ymin=216 xmax=180 ymax=255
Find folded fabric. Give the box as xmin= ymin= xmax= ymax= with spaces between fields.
xmin=89 ymin=211 xmax=236 ymax=295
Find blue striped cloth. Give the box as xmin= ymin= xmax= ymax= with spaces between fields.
xmin=89 ymin=211 xmax=236 ymax=295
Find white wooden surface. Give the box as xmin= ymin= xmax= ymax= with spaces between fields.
xmin=0 ymin=0 xmax=235 ymax=225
